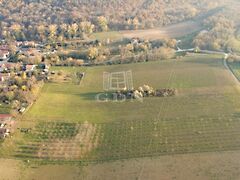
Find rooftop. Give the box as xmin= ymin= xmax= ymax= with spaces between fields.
xmin=0 ymin=114 xmax=12 ymax=119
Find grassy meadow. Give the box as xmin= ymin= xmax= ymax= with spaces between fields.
xmin=3 ymin=54 xmax=240 ymax=163
xmin=24 ymin=54 xmax=240 ymax=123
xmin=0 ymin=105 xmax=11 ymax=114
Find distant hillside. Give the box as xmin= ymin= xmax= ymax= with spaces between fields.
xmin=0 ymin=0 xmax=223 ymax=29
xmin=0 ymin=0 xmax=227 ymax=41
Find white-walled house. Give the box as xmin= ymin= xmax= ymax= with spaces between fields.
xmin=0 ymin=50 xmax=10 ymax=61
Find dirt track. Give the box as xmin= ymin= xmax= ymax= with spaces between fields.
xmin=223 ymin=56 xmax=240 ymax=89
xmin=120 ymin=20 xmax=202 ymax=39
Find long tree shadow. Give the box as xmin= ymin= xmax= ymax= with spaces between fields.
xmin=79 ymin=91 xmax=122 ymax=101
xmin=78 ymin=92 xmax=100 ymax=101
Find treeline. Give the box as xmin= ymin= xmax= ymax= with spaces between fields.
xmin=15 ymin=37 xmax=177 ymax=66
xmin=0 ymin=0 xmax=223 ymax=41
xmin=1 ymin=17 xmax=107 ymax=42
xmin=0 ymin=71 xmax=44 ymax=115
xmin=52 ymin=38 xmax=177 ymax=65
xmin=110 ymin=47 xmax=176 ymax=65
xmin=4 ymin=21 xmax=97 ymax=42
xmin=193 ymin=12 xmax=240 ymax=53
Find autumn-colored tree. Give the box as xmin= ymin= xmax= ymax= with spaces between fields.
xmin=5 ymin=91 xmax=15 ymax=101
xmin=79 ymin=21 xmax=94 ymax=36
xmin=48 ymin=24 xmax=58 ymax=42
xmin=10 ymin=23 xmax=25 ymax=40
xmin=37 ymin=25 xmax=46 ymax=41
xmin=97 ymin=16 xmax=108 ymax=31
xmin=132 ymin=17 xmax=140 ymax=30
xmin=87 ymin=47 xmax=99 ymax=60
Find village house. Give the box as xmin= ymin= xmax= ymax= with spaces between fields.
xmin=0 ymin=128 xmax=7 ymax=139
xmin=22 ymin=64 xmax=37 ymax=72
xmin=0 ymin=73 xmax=11 ymax=82
xmin=0 ymin=44 xmax=10 ymax=61
xmin=18 ymin=107 xmax=26 ymax=114
xmin=0 ymin=45 xmax=9 ymax=51
xmin=0 ymin=114 xmax=11 ymax=129
xmin=0 ymin=74 xmax=4 ymax=82
xmin=0 ymin=63 xmax=10 ymax=73
xmin=38 ymin=63 xmax=49 ymax=72
xmin=0 ymin=63 xmax=15 ymax=72
xmin=22 ymin=41 xmax=36 ymax=48
xmin=15 ymin=41 xmax=23 ymax=47
xmin=0 ymin=114 xmax=12 ymax=139
xmin=0 ymin=114 xmax=12 ymax=122
xmin=0 ymin=50 xmax=10 ymax=61
xmin=19 ymin=48 xmax=39 ymax=57
xmin=0 ymin=128 xmax=10 ymax=139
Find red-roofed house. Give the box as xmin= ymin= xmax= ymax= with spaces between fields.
xmin=0 ymin=114 xmax=12 ymax=121
xmin=0 ymin=62 xmax=16 ymax=70
xmin=0 ymin=45 xmax=10 ymax=61
xmin=0 ymin=45 xmax=9 ymax=51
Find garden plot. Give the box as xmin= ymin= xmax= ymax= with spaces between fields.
xmin=94 ymin=115 xmax=240 ymax=161
xmin=15 ymin=115 xmax=240 ymax=163
xmin=15 ymin=122 xmax=102 ymax=161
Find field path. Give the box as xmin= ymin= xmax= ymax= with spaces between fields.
xmin=199 ymin=51 xmax=240 ymax=87
xmin=178 ymin=46 xmax=240 ymax=87
xmin=120 ymin=20 xmax=202 ymax=40
xmin=223 ymin=55 xmax=240 ymax=90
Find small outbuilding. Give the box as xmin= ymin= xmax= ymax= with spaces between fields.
xmin=0 ymin=128 xmax=9 ymax=139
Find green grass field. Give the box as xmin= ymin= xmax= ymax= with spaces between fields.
xmin=3 ymin=54 xmax=240 ymax=164
xmin=24 ymin=54 xmax=240 ymax=123
xmin=228 ymin=61 xmax=240 ymax=81
xmin=0 ymin=105 xmax=11 ymax=114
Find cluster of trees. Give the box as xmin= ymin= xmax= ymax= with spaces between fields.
xmin=87 ymin=46 xmax=111 ymax=63
xmin=107 ymin=46 xmax=175 ymax=65
xmin=84 ymin=38 xmax=177 ymax=64
xmin=45 ymin=54 xmax=85 ymax=66
xmin=80 ymin=0 xmax=221 ymax=30
xmin=227 ymin=54 xmax=240 ymax=63
xmin=0 ymin=72 xmax=43 ymax=113
xmin=0 ymin=0 xmax=223 ymax=41
xmin=43 ymin=37 xmax=177 ymax=65
xmin=193 ymin=14 xmax=240 ymax=52
xmin=1 ymin=20 xmax=107 ymax=42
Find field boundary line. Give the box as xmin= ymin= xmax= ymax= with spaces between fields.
xmin=137 ymin=59 xmax=178 ymax=180
xmin=223 ymin=57 xmax=240 ymax=88
xmin=79 ymin=67 xmax=88 ymax=87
